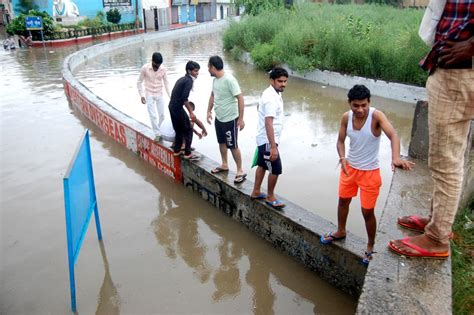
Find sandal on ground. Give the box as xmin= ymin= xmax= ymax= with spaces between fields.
xmin=173 ymin=151 xmax=182 ymax=157
xmin=211 ymin=166 xmax=229 ymax=174
xmin=397 ymin=215 xmax=428 ymax=232
xmin=265 ymin=199 xmax=285 ymax=209
xmin=320 ymin=232 xmax=346 ymax=245
xmin=250 ymin=193 xmax=267 ymax=200
xmin=362 ymin=251 xmax=376 ymax=265
xmin=388 ymin=237 xmax=449 ymax=259
xmin=183 ymin=153 xmax=200 ymax=161
xmin=234 ymin=173 xmax=247 ymax=184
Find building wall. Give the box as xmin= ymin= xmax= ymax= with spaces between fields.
xmin=11 ymin=0 xmax=143 ymax=24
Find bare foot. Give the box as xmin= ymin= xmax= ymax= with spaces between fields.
xmin=389 ymin=234 xmax=449 ymax=258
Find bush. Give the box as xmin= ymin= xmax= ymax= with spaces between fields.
xmin=78 ymin=11 xmax=109 ymax=28
xmin=251 ymin=43 xmax=280 ymax=70
xmin=106 ymin=8 xmax=121 ymax=24
xmin=6 ymin=10 xmax=55 ymax=40
xmin=224 ymin=4 xmax=430 ymax=86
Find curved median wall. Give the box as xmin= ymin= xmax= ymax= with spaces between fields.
xmin=63 ymin=20 xmax=368 ymax=298
xmin=63 ymin=21 xmax=469 ymax=313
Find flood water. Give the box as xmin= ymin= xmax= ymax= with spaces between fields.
xmin=0 ymin=29 xmax=371 ymax=314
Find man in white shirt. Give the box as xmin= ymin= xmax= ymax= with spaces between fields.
xmin=250 ymin=67 xmax=289 ymax=209
xmin=137 ymin=52 xmax=171 ymax=142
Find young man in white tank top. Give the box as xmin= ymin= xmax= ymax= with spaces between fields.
xmin=320 ymin=85 xmax=414 ymax=265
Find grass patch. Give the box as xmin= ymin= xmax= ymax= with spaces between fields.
xmin=224 ymin=4 xmax=429 ymax=86
xmin=452 ymin=200 xmax=474 ymax=314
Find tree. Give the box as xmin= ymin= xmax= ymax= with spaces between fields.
xmin=6 ymin=10 xmax=55 ymax=40
xmin=15 ymin=0 xmax=39 ymax=15
xmin=106 ymin=8 xmax=121 ymax=24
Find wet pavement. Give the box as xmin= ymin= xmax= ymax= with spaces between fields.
xmin=0 ymin=29 xmax=361 ymax=314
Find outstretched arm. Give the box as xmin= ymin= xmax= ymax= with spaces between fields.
xmin=207 ymin=92 xmax=214 ymax=125
xmin=236 ymin=93 xmax=245 ymax=130
xmin=193 ymin=118 xmax=207 ymax=138
xmin=163 ymin=70 xmax=171 ymax=98
xmin=137 ymin=67 xmax=146 ymax=104
xmin=265 ymin=116 xmax=278 ymax=162
xmin=337 ymin=113 xmax=349 ymax=175
xmin=375 ymin=110 xmax=414 ymax=171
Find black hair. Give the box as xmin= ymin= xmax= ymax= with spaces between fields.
xmin=152 ymin=52 xmax=163 ymax=65
xmin=185 ymin=60 xmax=200 ymax=73
xmin=348 ymin=85 xmax=371 ymax=102
xmin=208 ymin=55 xmax=224 ymax=70
xmin=269 ymin=67 xmax=289 ymax=80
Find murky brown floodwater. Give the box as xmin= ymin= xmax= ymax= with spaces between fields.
xmin=0 ymin=29 xmax=375 ymax=314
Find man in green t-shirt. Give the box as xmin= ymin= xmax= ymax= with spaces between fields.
xmin=207 ymin=55 xmax=246 ymax=184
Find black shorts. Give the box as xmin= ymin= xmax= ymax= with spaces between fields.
xmin=215 ymin=118 xmax=238 ymax=149
xmin=257 ymin=143 xmax=282 ymax=175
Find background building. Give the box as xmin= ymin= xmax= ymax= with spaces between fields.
xmin=10 ymin=0 xmax=143 ymax=25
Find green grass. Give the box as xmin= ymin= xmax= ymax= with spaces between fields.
xmin=452 ymin=200 xmax=474 ymax=315
xmin=224 ymin=4 xmax=429 ymax=86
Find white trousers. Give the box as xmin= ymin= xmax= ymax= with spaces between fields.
xmin=146 ymin=95 xmax=166 ymax=136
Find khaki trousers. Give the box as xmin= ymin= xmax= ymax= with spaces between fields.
xmin=425 ymin=68 xmax=474 ymax=244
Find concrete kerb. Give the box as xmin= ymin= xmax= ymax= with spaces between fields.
xmin=62 ymin=20 xmax=369 ymax=298
xmin=239 ymin=52 xmax=427 ymax=103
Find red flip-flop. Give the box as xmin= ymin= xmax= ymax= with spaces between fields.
xmin=397 ymin=215 xmax=427 ymax=232
xmin=388 ymin=237 xmax=449 ymax=259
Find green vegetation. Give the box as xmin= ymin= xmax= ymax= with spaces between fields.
xmin=6 ymin=10 xmax=56 ymax=39
xmin=452 ymin=200 xmax=474 ymax=315
xmin=106 ymin=8 xmax=122 ymax=24
xmin=224 ymin=3 xmax=429 ymax=86
xmin=235 ymin=0 xmax=287 ymax=16
xmin=6 ymin=9 xmax=135 ymax=41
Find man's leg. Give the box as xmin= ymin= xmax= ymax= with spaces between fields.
xmin=251 ymin=166 xmax=266 ymax=198
xmin=146 ymin=96 xmax=160 ymax=136
xmin=156 ymin=96 xmax=166 ymax=127
xmin=230 ymin=148 xmax=244 ymax=176
xmin=218 ymin=143 xmax=229 ymax=170
xmin=170 ymin=108 xmax=184 ymax=154
xmin=266 ymin=173 xmax=279 ymax=202
xmin=361 ymin=207 xmax=376 ymax=253
xmin=390 ymin=69 xmax=474 ymax=256
xmin=332 ymin=197 xmax=351 ymax=238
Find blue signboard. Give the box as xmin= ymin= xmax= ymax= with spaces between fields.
xmin=25 ymin=16 xmax=43 ymax=30
xmin=63 ymin=129 xmax=103 ymax=312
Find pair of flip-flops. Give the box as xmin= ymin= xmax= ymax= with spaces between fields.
xmin=320 ymin=232 xmax=346 ymax=245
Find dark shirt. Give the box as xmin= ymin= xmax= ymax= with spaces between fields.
xmin=169 ymin=74 xmax=194 ymax=108
xmin=420 ymin=0 xmax=473 ymax=72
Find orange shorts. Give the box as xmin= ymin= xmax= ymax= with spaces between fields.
xmin=338 ymin=164 xmax=382 ymax=209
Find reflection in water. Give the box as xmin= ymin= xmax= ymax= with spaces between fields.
xmin=96 ymin=241 xmax=120 ymax=315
